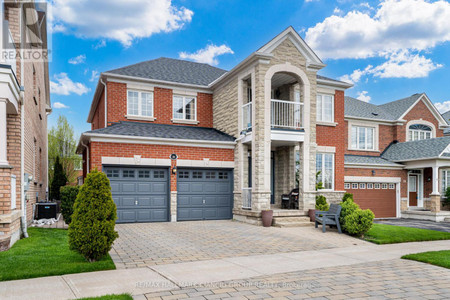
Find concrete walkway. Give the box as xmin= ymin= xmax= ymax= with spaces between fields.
xmin=1 ymin=240 xmax=449 ymax=300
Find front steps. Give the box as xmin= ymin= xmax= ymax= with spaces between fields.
xmin=271 ymin=210 xmax=311 ymax=227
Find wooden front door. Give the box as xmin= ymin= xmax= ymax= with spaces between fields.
xmin=409 ymin=175 xmax=418 ymax=206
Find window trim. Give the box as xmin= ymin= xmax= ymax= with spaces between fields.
xmin=316 ymin=152 xmax=335 ymax=191
xmin=351 ymin=125 xmax=376 ymax=151
xmin=316 ymin=94 xmax=334 ymax=123
xmin=172 ymin=94 xmax=197 ymax=121
xmin=406 ymin=120 xmax=436 ymax=142
xmin=127 ymin=90 xmax=154 ymax=118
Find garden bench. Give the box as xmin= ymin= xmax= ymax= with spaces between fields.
xmin=315 ymin=203 xmax=342 ymax=233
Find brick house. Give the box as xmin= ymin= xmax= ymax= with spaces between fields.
xmin=78 ymin=27 xmax=450 ymax=225
xmin=0 ymin=2 xmax=50 ymax=250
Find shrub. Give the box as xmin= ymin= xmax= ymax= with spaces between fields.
xmin=50 ymin=156 xmax=67 ymax=200
xmin=444 ymin=187 xmax=450 ymax=207
xmin=68 ymin=170 xmax=118 ymax=262
xmin=342 ymin=192 xmax=353 ymax=203
xmin=60 ymin=185 xmax=80 ymax=224
xmin=315 ymin=195 xmax=329 ymax=211
xmin=340 ymin=197 xmax=359 ymax=232
xmin=344 ymin=209 xmax=375 ymax=237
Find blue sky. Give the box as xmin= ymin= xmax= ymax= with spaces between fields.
xmin=49 ymin=0 xmax=450 ymax=137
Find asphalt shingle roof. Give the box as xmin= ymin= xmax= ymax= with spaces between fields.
xmin=106 ymin=57 xmax=228 ymax=86
xmin=85 ymin=121 xmax=236 ymax=142
xmin=381 ymin=136 xmax=450 ymax=162
xmin=345 ymin=97 xmax=396 ymax=121
xmin=378 ymin=93 xmax=422 ymax=120
xmin=344 ymin=155 xmax=402 ymax=166
xmin=442 ymin=110 xmax=450 ymax=125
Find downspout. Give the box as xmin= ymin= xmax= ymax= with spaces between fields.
xmin=81 ymin=139 xmax=89 ymax=173
xmin=100 ymin=78 xmax=107 ymax=128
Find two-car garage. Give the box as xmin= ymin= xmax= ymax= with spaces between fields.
xmin=105 ymin=166 xmax=233 ymax=223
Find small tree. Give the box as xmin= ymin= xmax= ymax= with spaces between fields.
xmin=342 ymin=193 xmax=353 ymax=203
xmin=340 ymin=197 xmax=360 ymax=232
xmin=60 ymin=185 xmax=80 ymax=224
xmin=444 ymin=187 xmax=450 ymax=207
xmin=315 ymin=195 xmax=329 ymax=211
xmin=68 ymin=170 xmax=118 ymax=262
xmin=344 ymin=209 xmax=375 ymax=238
xmin=50 ymin=156 xmax=67 ymax=200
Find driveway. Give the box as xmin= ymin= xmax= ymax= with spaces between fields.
xmin=375 ymin=218 xmax=450 ymax=232
xmin=110 ymin=220 xmax=366 ymax=269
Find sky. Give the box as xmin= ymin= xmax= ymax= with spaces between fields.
xmin=48 ymin=0 xmax=450 ymax=137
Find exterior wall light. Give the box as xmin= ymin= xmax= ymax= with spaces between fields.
xmin=372 ymin=170 xmax=376 ymax=176
xmin=172 ymin=166 xmax=177 ymax=175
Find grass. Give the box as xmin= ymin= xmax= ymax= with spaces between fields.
xmin=402 ymin=250 xmax=450 ymax=269
xmin=364 ymin=223 xmax=450 ymax=244
xmin=77 ymin=294 xmax=133 ymax=300
xmin=0 ymin=227 xmax=115 ymax=281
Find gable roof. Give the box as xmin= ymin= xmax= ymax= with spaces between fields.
xmin=83 ymin=121 xmax=236 ymax=142
xmin=442 ymin=110 xmax=450 ymax=125
xmin=105 ymin=57 xmax=227 ymax=87
xmin=381 ymin=136 xmax=450 ymax=162
xmin=377 ymin=94 xmax=422 ymax=120
xmin=345 ymin=93 xmax=448 ymax=126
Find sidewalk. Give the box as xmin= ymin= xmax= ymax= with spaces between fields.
xmin=1 ymin=240 xmax=449 ymax=300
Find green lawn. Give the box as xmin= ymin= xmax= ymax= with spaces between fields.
xmin=364 ymin=223 xmax=450 ymax=244
xmin=402 ymin=250 xmax=450 ymax=269
xmin=77 ymin=294 xmax=133 ymax=300
xmin=0 ymin=227 xmax=115 ymax=281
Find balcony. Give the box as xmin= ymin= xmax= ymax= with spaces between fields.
xmin=241 ymin=100 xmax=304 ymax=144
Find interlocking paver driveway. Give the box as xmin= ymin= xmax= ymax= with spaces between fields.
xmin=111 ymin=221 xmax=347 ymax=269
xmin=143 ymin=259 xmax=450 ymax=299
xmin=375 ymin=218 xmax=450 ymax=232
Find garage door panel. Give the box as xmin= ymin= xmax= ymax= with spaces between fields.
xmin=104 ymin=167 xmax=169 ymax=223
xmin=346 ymin=183 xmax=396 ymax=218
xmin=177 ymin=169 xmax=233 ymax=221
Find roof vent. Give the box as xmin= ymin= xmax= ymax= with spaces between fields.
xmin=371 ymin=112 xmax=379 ymax=116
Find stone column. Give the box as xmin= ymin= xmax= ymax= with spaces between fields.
xmin=0 ymin=99 xmax=8 ymax=166
xmin=430 ymin=165 xmax=441 ymax=213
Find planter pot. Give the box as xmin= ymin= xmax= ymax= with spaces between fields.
xmin=308 ymin=209 xmax=316 ymax=222
xmin=261 ymin=210 xmax=273 ymax=227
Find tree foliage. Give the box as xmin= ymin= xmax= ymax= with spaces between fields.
xmin=60 ymin=185 xmax=80 ymax=224
xmin=50 ymin=156 xmax=67 ymax=200
xmin=68 ymin=170 xmax=118 ymax=262
xmin=48 ymin=115 xmax=82 ymax=185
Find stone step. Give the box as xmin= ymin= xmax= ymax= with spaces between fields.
xmin=444 ymin=218 xmax=450 ymax=223
xmin=272 ymin=210 xmax=307 ymax=217
xmin=272 ymin=221 xmax=312 ymax=228
xmin=272 ymin=216 xmax=310 ymax=223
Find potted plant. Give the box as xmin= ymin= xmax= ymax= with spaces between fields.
xmin=261 ymin=209 xmax=273 ymax=227
xmin=309 ymin=171 xmax=324 ymax=222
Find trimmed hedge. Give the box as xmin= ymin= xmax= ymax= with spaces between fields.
xmin=68 ymin=170 xmax=118 ymax=262
xmin=60 ymin=185 xmax=80 ymax=224
xmin=344 ymin=209 xmax=375 ymax=237
xmin=339 ymin=196 xmax=359 ymax=231
xmin=315 ymin=195 xmax=329 ymax=211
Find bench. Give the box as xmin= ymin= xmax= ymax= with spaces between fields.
xmin=315 ymin=203 xmax=342 ymax=233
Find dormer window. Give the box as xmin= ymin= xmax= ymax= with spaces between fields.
xmin=408 ymin=124 xmax=432 ymax=141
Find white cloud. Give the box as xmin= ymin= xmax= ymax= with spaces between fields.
xmin=89 ymin=70 xmax=99 ymax=82
xmin=339 ymin=50 xmax=443 ymax=84
xmin=50 ymin=73 xmax=90 ymax=96
xmin=179 ymin=44 xmax=234 ymax=66
xmin=305 ymin=0 xmax=450 ymax=60
xmin=53 ymin=102 xmax=70 ymax=109
xmin=356 ymin=91 xmax=371 ymax=102
xmin=333 ymin=7 xmax=342 ymax=15
xmin=68 ymin=54 xmax=86 ymax=64
xmin=434 ymin=101 xmax=450 ymax=113
xmin=52 ymin=0 xmax=193 ymax=47
xmin=93 ymin=40 xmax=106 ymax=50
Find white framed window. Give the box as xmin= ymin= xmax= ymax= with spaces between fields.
xmin=408 ymin=124 xmax=432 ymax=141
xmin=127 ymin=90 xmax=154 ymax=117
xmin=316 ymin=153 xmax=334 ymax=190
xmin=367 ymin=183 xmax=373 ymax=189
xmin=382 ymin=183 xmax=388 ymax=189
xmin=359 ymin=183 xmax=366 ymax=189
xmin=442 ymin=170 xmax=450 ymax=193
xmin=351 ymin=126 xmax=375 ymax=150
xmin=316 ymin=94 xmax=334 ymax=123
xmin=173 ymin=95 xmax=196 ymax=121
xmin=374 ymin=183 xmax=380 ymax=189
xmin=389 ymin=183 xmax=395 ymax=189
xmin=344 ymin=183 xmax=351 ymax=189
xmin=351 ymin=183 xmax=358 ymax=189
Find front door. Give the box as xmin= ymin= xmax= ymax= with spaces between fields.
xmin=409 ymin=175 xmax=418 ymax=206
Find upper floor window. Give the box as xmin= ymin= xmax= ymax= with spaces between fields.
xmin=173 ymin=95 xmax=196 ymax=121
xmin=127 ymin=90 xmax=154 ymax=117
xmin=408 ymin=124 xmax=432 ymax=141
xmin=351 ymin=126 xmax=375 ymax=150
xmin=316 ymin=94 xmax=334 ymax=123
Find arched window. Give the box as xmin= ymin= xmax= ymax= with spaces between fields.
xmin=408 ymin=124 xmax=432 ymax=141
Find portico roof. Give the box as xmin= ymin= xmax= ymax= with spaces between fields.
xmin=381 ymin=136 xmax=450 ymax=162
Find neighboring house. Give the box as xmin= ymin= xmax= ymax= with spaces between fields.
xmin=0 ymin=2 xmax=50 ymax=251
xmin=78 ymin=27 xmax=450 ymax=225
